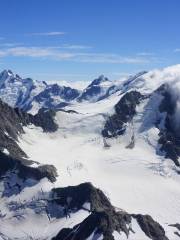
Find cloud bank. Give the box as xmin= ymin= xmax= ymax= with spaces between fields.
xmin=0 ymin=46 xmax=153 ymax=64
xmin=28 ymin=31 xmax=66 ymax=36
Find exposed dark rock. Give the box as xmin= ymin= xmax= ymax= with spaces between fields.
xmin=53 ymin=210 xmax=131 ymax=240
xmin=35 ymin=84 xmax=80 ymax=102
xmin=16 ymin=84 xmax=35 ymax=107
xmin=0 ymin=100 xmax=29 ymax=159
xmin=52 ymin=229 xmax=72 ymax=240
xmin=15 ymin=107 xmax=58 ymax=132
xmin=51 ymin=182 xmax=112 ymax=212
xmin=174 ymin=232 xmax=180 ymax=238
xmin=157 ymin=84 xmax=180 ymax=166
xmin=51 ymin=183 xmax=168 ymax=240
xmin=77 ymin=75 xmax=115 ymax=102
xmin=103 ymin=138 xmax=111 ymax=148
xmin=0 ymin=100 xmax=25 ymax=138
xmin=18 ymin=163 xmax=57 ymax=183
xmin=51 ymin=183 xmax=132 ymax=240
xmin=0 ymin=69 xmax=81 ymax=112
xmin=25 ymin=83 xmax=80 ymax=111
xmin=133 ymin=214 xmax=168 ymax=240
xmin=0 ymin=130 xmax=27 ymax=160
xmin=53 ymin=210 xmax=169 ymax=240
xmin=0 ymin=99 xmax=58 ymax=161
xmin=0 ymin=151 xmax=57 ymax=185
xmin=158 ymin=135 xmax=180 ymax=166
xmin=56 ymin=108 xmax=79 ymax=114
xmin=78 ymin=84 xmax=104 ymax=102
xmin=0 ymin=150 xmax=57 ymax=197
xmin=31 ymin=108 xmax=58 ymax=132
xmin=102 ymin=91 xmax=143 ymax=138
xmin=0 ymin=99 xmax=58 ymax=193
xmin=126 ymin=135 xmax=135 ymax=149
xmin=169 ymin=223 xmax=180 ymax=231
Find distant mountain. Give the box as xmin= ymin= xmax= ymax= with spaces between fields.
xmin=0 ymin=69 xmax=81 ymax=113
xmin=77 ymin=72 xmax=148 ymax=102
xmin=0 ymin=70 xmax=149 ymax=114
xmin=0 ymin=98 xmax=58 ymax=196
xmin=30 ymin=83 xmax=80 ymax=112
xmin=0 ymin=69 xmax=47 ymax=110
xmin=77 ymin=75 xmax=116 ymax=102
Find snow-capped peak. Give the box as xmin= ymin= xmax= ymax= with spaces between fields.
xmin=0 ymin=69 xmax=14 ymax=77
xmin=89 ymin=74 xmax=110 ymax=86
xmin=0 ymin=69 xmax=81 ymax=113
xmin=77 ymin=75 xmax=114 ymax=102
xmin=0 ymin=69 xmax=14 ymax=86
xmin=126 ymin=64 xmax=180 ymax=95
xmin=0 ymin=69 xmax=47 ymax=109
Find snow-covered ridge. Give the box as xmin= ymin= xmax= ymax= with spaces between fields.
xmin=1 ymin=65 xmax=180 ymax=239
xmin=0 ymin=69 xmax=148 ymax=112
xmin=1 ymin=64 xmax=180 ymax=114
xmin=132 ymin=64 xmax=180 ymax=94
xmin=0 ymin=69 xmax=47 ymax=110
xmin=0 ymin=69 xmax=81 ymax=113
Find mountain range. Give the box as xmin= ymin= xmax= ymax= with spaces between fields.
xmin=0 ymin=70 xmax=147 ymax=113
xmin=0 ymin=65 xmax=180 ymax=239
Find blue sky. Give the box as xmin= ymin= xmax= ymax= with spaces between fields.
xmin=0 ymin=0 xmax=180 ymax=82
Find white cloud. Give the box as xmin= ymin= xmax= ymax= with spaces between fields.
xmin=48 ymin=45 xmax=92 ymax=50
xmin=0 ymin=47 xmax=74 ymax=59
xmin=0 ymin=46 xmax=154 ymax=64
xmin=33 ymin=72 xmax=90 ymax=89
xmin=166 ymin=79 xmax=180 ymax=133
xmin=0 ymin=42 xmax=23 ymax=47
xmin=58 ymin=44 xmax=92 ymax=50
xmin=49 ymin=79 xmax=89 ymax=90
xmin=28 ymin=31 xmax=66 ymax=36
xmin=61 ymin=80 xmax=89 ymax=90
xmin=137 ymin=52 xmax=154 ymax=56
xmin=74 ymin=53 xmax=149 ymax=64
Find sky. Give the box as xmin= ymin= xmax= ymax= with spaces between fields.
xmin=0 ymin=0 xmax=180 ymax=82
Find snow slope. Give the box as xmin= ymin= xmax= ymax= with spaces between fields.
xmin=1 ymin=64 xmax=180 ymax=239
xmin=0 ymin=69 xmax=81 ymax=113
xmin=0 ymin=70 xmax=46 ymax=110
xmin=18 ymin=65 xmax=180 ymax=239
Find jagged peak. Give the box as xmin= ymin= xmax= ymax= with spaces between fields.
xmin=122 ymin=70 xmax=147 ymax=85
xmin=89 ymin=74 xmax=110 ymax=87
xmin=98 ymin=74 xmax=108 ymax=81
xmin=0 ymin=69 xmax=14 ymax=78
xmin=132 ymin=70 xmax=148 ymax=78
xmin=0 ymin=69 xmax=46 ymax=90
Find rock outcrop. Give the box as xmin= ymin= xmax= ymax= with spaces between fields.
xmin=0 ymin=99 xmax=58 ymax=160
xmin=157 ymin=84 xmax=180 ymax=166
xmin=102 ymin=91 xmax=143 ymax=138
xmin=52 ymin=183 xmax=168 ymax=240
xmin=0 ymin=99 xmax=58 ymax=194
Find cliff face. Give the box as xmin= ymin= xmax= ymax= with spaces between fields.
xmin=0 ymin=100 xmax=58 ymax=197
xmin=102 ymin=91 xmax=144 ymax=138
xmin=52 ymin=183 xmax=168 ymax=240
xmin=0 ymin=99 xmax=58 ymax=160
